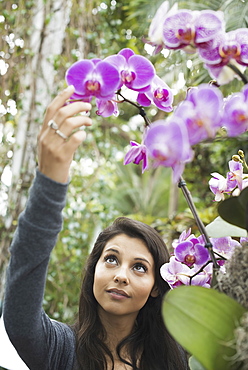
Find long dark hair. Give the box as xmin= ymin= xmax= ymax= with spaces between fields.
xmin=74 ymin=217 xmax=187 ymax=369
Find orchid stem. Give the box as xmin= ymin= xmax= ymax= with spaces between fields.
xmin=117 ymin=91 xmax=151 ymax=126
xmin=227 ymin=64 xmax=248 ymax=84
xmin=178 ymin=177 xmax=219 ymax=269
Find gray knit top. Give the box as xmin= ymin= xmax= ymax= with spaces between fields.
xmin=3 ymin=170 xmax=77 ymax=370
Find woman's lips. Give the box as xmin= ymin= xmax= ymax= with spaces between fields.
xmin=107 ymin=288 xmax=130 ymax=298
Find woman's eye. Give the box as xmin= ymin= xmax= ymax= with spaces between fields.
xmin=104 ymin=255 xmax=118 ymax=265
xmin=134 ymin=264 xmax=147 ymax=273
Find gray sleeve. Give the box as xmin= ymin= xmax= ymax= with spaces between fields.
xmin=3 ymin=170 xmax=76 ymax=369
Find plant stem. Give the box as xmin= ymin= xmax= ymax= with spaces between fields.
xmin=117 ymin=91 xmax=151 ymax=126
xmin=178 ymin=177 xmax=219 ymax=269
xmin=227 ymin=64 xmax=248 ymax=84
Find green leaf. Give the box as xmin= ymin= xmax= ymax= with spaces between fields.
xmin=162 ymin=285 xmax=246 ymax=370
xmin=205 ymin=216 xmax=247 ymax=238
xmin=218 ymin=187 xmax=248 ymax=230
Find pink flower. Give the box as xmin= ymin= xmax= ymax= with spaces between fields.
xmin=65 ymin=58 xmax=120 ymax=99
xmin=174 ymin=84 xmax=223 ymax=145
xmin=211 ymin=237 xmax=241 ymax=266
xmin=174 ymin=240 xmax=210 ymax=267
xmin=147 ymin=1 xmax=178 ymax=54
xmin=209 ymin=173 xmax=231 ymax=201
xmin=144 ymin=119 xmax=193 ymax=182
xmin=160 ymin=257 xmax=192 ymax=288
xmin=209 ymin=160 xmax=244 ymax=201
xmin=160 ymin=256 xmax=211 ymax=289
xmin=137 ymin=75 xmax=174 ymax=112
xmin=222 ymin=85 xmax=248 ymax=137
xmin=162 ymin=9 xmax=224 ymax=50
xmin=199 ymin=29 xmax=248 ymax=67
xmin=227 ymin=160 xmax=243 ymax=190
xmin=96 ymin=96 xmax=119 ymax=117
xmin=104 ymin=48 xmax=155 ymax=92
xmin=124 ymin=141 xmax=148 ymax=173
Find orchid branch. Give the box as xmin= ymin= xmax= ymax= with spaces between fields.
xmin=117 ymin=91 xmax=151 ymax=127
xmin=227 ymin=64 xmax=248 ymax=84
xmin=178 ymin=177 xmax=219 ymax=269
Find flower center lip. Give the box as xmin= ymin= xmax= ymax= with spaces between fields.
xmin=107 ymin=288 xmax=130 ymax=298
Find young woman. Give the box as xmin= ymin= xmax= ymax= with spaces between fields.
xmin=3 ymin=86 xmax=188 ymax=370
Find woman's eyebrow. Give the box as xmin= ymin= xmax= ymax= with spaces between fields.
xmin=134 ymin=257 xmax=151 ymax=266
xmin=105 ymin=247 xmax=119 ymax=254
xmin=105 ymin=248 xmax=152 ymax=266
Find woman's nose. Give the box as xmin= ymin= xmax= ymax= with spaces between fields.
xmin=114 ymin=267 xmax=129 ymax=285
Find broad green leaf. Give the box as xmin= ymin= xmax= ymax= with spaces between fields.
xmin=205 ymin=216 xmax=247 ymax=238
xmin=162 ymin=285 xmax=246 ymax=370
xmin=218 ymin=187 xmax=248 ymax=231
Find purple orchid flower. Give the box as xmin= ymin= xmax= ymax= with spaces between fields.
xmin=209 ymin=173 xmax=231 ymax=201
xmin=162 ymin=9 xmax=224 ymax=50
xmin=123 ymin=141 xmax=149 ymax=173
xmin=65 ymin=58 xmax=120 ymax=100
xmin=199 ymin=28 xmax=248 ymax=67
xmin=222 ymin=85 xmax=248 ymax=137
xmin=174 ymin=84 xmax=223 ymax=145
xmin=144 ymin=118 xmax=194 ymax=182
xmin=227 ymin=160 xmax=243 ymax=190
xmin=211 ymin=236 xmax=241 ymax=266
xmin=147 ymin=1 xmax=178 ymax=54
xmin=172 ymin=228 xmax=194 ymax=248
xmin=96 ymin=96 xmax=119 ymax=117
xmin=190 ymin=265 xmax=212 ymax=288
xmin=160 ymin=257 xmax=192 ymax=288
xmin=160 ymin=256 xmax=211 ymax=288
xmin=104 ymin=48 xmax=155 ymax=92
xmin=174 ymin=240 xmax=210 ymax=267
xmin=137 ymin=75 xmax=173 ymax=112
xmin=208 ymin=160 xmax=242 ymax=201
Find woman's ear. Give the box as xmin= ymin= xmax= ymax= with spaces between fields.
xmin=150 ymin=285 xmax=159 ymax=298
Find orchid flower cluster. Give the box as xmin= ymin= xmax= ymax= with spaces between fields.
xmin=65 ymin=5 xmax=248 ymax=183
xmin=160 ymin=228 xmax=247 ymax=289
xmin=65 ymin=47 xmax=173 ymax=118
xmin=124 ymin=82 xmax=248 ymax=182
xmin=209 ymin=151 xmax=248 ymax=202
xmin=148 ymin=1 xmax=248 ymax=85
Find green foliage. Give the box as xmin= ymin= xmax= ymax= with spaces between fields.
xmin=206 ymin=216 xmax=248 ymax=238
xmin=163 ymin=285 xmax=246 ymax=370
xmin=218 ymin=187 xmax=248 ymax=231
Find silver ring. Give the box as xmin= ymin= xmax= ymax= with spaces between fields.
xmin=48 ymin=119 xmax=59 ymax=130
xmin=55 ymin=129 xmax=68 ymax=140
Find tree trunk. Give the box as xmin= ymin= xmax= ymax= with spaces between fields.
xmin=0 ymin=0 xmax=72 ymax=310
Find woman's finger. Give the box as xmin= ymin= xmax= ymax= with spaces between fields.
xmin=53 ymin=101 xmax=92 ymax=127
xmin=45 ymin=115 xmax=92 ymax=143
xmin=44 ymin=85 xmax=75 ymax=122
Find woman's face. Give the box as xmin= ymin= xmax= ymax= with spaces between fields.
xmin=93 ymin=234 xmax=157 ymax=321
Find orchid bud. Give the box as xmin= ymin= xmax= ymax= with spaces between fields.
xmin=238 ymin=150 xmax=244 ymax=158
xmin=232 ymin=155 xmax=242 ymax=162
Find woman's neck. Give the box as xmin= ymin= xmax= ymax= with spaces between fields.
xmin=98 ymin=308 xmax=137 ymax=366
xmin=99 ymin=309 xmax=136 ymax=344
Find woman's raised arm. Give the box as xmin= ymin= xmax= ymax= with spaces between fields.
xmin=38 ymin=85 xmax=92 ymax=183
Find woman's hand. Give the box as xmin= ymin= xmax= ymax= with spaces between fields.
xmin=38 ymin=85 xmax=92 ymax=183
